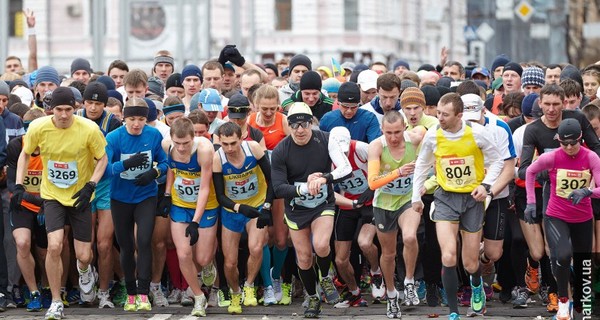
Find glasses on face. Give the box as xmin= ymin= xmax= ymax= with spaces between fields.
xmin=339 ymin=102 xmax=359 ymax=110
xmin=290 ymin=121 xmax=311 ymax=130
xmin=559 ymin=139 xmax=580 ymax=146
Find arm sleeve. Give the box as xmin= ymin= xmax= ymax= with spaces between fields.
xmin=477 ymin=131 xmax=503 ymax=186
xmin=257 ymin=153 xmax=275 ymax=204
xmin=212 ymin=172 xmax=237 ymax=211
xmin=328 ymin=137 xmax=352 ymax=181
xmin=518 ymin=125 xmax=536 ymax=180
xmin=525 ymin=152 xmax=553 ymax=204
xmin=367 ymin=160 xmax=400 ymax=190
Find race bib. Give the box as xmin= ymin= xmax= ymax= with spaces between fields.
xmin=24 ymin=169 xmax=43 ymax=193
xmin=174 ymin=176 xmax=201 ymax=203
xmin=48 ymin=160 xmax=78 ymax=189
xmin=293 ymin=182 xmax=327 ymax=208
xmin=381 ymin=174 xmax=413 ymax=195
xmin=225 ymin=172 xmax=259 ymax=201
xmin=120 ymin=151 xmax=152 ymax=180
xmin=338 ymin=169 xmax=368 ymax=195
xmin=440 ymin=156 xmax=476 ymax=188
xmin=555 ymin=169 xmax=591 ymax=199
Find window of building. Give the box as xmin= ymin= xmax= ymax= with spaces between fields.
xmin=344 ymin=0 xmax=358 ymax=31
xmin=9 ymin=0 xmax=23 ymax=37
xmin=275 ymin=0 xmax=291 ymax=30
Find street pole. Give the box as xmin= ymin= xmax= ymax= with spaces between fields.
xmin=0 ymin=0 xmax=8 ymax=70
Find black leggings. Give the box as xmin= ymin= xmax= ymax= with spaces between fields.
xmin=111 ymin=197 xmax=157 ymax=295
xmin=544 ymin=216 xmax=593 ymax=300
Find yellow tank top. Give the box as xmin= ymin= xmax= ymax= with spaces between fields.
xmin=434 ymin=124 xmax=485 ymax=193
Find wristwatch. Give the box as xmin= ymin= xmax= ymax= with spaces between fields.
xmin=88 ymin=181 xmax=97 ymax=188
xmin=263 ymin=203 xmax=271 ymax=210
xmin=481 ymin=183 xmax=493 ymax=197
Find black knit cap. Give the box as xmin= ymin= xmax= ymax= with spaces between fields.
xmin=300 ymin=71 xmax=322 ymax=91
xmin=558 ymin=118 xmax=582 ymax=141
xmin=503 ymin=62 xmax=523 ymax=77
xmin=338 ymin=82 xmax=361 ymax=103
xmin=83 ymin=82 xmax=108 ymax=104
xmin=166 ymin=73 xmax=184 ymax=89
xmin=264 ymin=63 xmax=278 ymax=77
xmin=289 ymin=54 xmax=312 ymax=73
xmin=50 ymin=87 xmax=76 ymax=108
xmin=421 ymin=85 xmax=440 ymax=106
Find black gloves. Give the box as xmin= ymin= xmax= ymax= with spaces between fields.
xmin=524 ymin=203 xmax=537 ymax=224
xmin=10 ymin=184 xmax=25 ymax=212
xmin=123 ymin=152 xmax=149 ymax=170
xmin=134 ymin=169 xmax=158 ymax=186
xmin=568 ymin=188 xmax=593 ymax=205
xmin=238 ymin=204 xmax=260 ymax=218
xmin=72 ymin=181 xmax=96 ymax=212
xmin=535 ymin=170 xmax=549 ymax=185
xmin=157 ymin=194 xmax=171 ymax=217
xmin=257 ymin=207 xmax=272 ymax=229
xmin=218 ymin=45 xmax=246 ymax=67
xmin=356 ymin=188 xmax=375 ymax=206
xmin=186 ymin=221 xmax=199 ymax=246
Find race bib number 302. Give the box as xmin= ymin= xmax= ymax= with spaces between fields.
xmin=556 ymin=169 xmax=591 ymax=199
xmin=48 ymin=160 xmax=78 ymax=189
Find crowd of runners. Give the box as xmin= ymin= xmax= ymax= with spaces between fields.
xmin=0 ymin=9 xmax=599 ymax=320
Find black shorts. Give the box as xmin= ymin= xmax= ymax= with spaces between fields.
xmin=514 ymin=186 xmax=543 ymax=224
xmin=44 ymin=200 xmax=92 ymax=242
xmin=483 ymin=197 xmax=508 ymax=240
xmin=10 ymin=207 xmax=48 ymax=249
xmin=592 ymin=198 xmax=600 ymax=221
xmin=284 ymin=203 xmax=335 ymax=231
xmin=334 ymin=205 xmax=374 ymax=241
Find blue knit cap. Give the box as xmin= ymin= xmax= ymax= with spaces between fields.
xmin=144 ymin=98 xmax=158 ymax=122
xmin=96 ymin=75 xmax=116 ymax=91
xmin=490 ymin=54 xmax=510 ymax=73
xmin=393 ymin=60 xmax=410 ymax=71
xmin=181 ymin=64 xmax=202 ymax=82
xmin=35 ymin=66 xmax=60 ymax=86
xmin=521 ymin=93 xmax=539 ymax=118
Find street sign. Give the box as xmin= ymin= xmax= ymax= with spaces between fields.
xmin=476 ymin=22 xmax=495 ymax=42
xmin=515 ymin=0 xmax=534 ymax=22
xmin=583 ymin=23 xmax=600 ymax=39
xmin=496 ymin=0 xmax=514 ymax=20
xmin=530 ymin=23 xmax=550 ymax=39
xmin=464 ymin=26 xmax=478 ymax=41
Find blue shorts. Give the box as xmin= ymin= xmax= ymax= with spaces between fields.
xmin=221 ymin=205 xmax=261 ymax=233
xmin=170 ymin=205 xmax=218 ymax=228
xmin=91 ymin=178 xmax=111 ymax=212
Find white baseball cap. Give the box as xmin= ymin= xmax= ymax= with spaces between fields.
xmin=461 ymin=94 xmax=484 ymax=121
xmin=357 ymin=70 xmax=378 ymax=91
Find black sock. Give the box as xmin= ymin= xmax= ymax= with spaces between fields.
xmin=527 ymin=251 xmax=539 ymax=268
xmin=316 ymin=253 xmax=332 ymax=279
xmin=470 ymin=267 xmax=482 ymax=287
xmin=298 ymin=267 xmax=318 ymax=296
xmin=442 ymin=266 xmax=459 ymax=314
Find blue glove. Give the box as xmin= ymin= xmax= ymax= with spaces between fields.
xmin=568 ymin=188 xmax=593 ymax=205
xmin=524 ymin=203 xmax=537 ymax=224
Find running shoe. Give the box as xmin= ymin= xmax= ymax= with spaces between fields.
xmin=416 ymin=280 xmax=426 ymax=302
xmin=44 ymin=301 xmax=64 ymax=320
xmin=334 ymin=291 xmax=368 ymax=308
xmin=439 ymin=286 xmax=448 ymax=307
xmin=512 ymin=287 xmax=530 ymax=308
xmin=78 ymin=266 xmax=98 ymax=303
xmin=525 ymin=261 xmax=540 ymax=294
xmin=123 ymin=295 xmax=136 ymax=312
xmin=207 ymin=287 xmax=218 ymax=307
xmin=228 ymin=291 xmax=242 ymax=314
xmin=13 ymin=286 xmax=25 ymax=307
xmin=150 ymin=285 xmax=169 ymax=307
xmin=181 ymin=288 xmax=193 ymax=307
xmin=470 ymin=277 xmax=486 ymax=313
xmin=426 ymin=283 xmax=439 ymax=307
xmin=27 ymin=291 xmax=42 ymax=312
xmin=201 ymin=263 xmax=217 ymax=287
xmin=111 ymin=283 xmax=127 ymax=307
xmin=448 ymin=312 xmax=461 ymax=320
xmin=484 ymin=283 xmax=494 ymax=300
xmin=41 ymin=288 xmax=52 ymax=309
xmin=386 ymin=294 xmax=400 ymax=319
xmin=371 ymin=273 xmax=386 ymax=300
xmin=271 ymin=269 xmax=283 ymax=302
xmin=97 ymin=290 xmax=114 ymax=308
xmin=167 ymin=288 xmax=182 ymax=304
xmin=136 ymin=294 xmax=151 ymax=311
xmin=555 ymin=299 xmax=571 ymax=320
xmin=304 ymin=296 xmax=321 ymax=318
xmin=320 ymin=276 xmax=341 ymax=304
xmin=279 ymin=282 xmax=292 ymax=305
xmin=539 ymin=286 xmax=550 ymax=305
xmin=459 ymin=286 xmax=471 ymax=306
xmin=191 ymin=294 xmax=207 ymax=317
xmin=243 ymin=285 xmax=257 ymax=306
xmin=263 ymin=285 xmax=277 ymax=306
xmin=217 ymin=288 xmax=231 ymax=307
xmin=404 ymin=282 xmax=419 ymax=306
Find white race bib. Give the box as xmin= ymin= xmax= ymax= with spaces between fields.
xmin=48 ymin=160 xmax=78 ymax=189
xmin=381 ymin=174 xmax=413 ymax=195
xmin=225 ymin=172 xmax=259 ymax=201
xmin=338 ymin=169 xmax=368 ymax=195
xmin=293 ymin=182 xmax=328 ymax=208
xmin=120 ymin=151 xmax=152 ymax=180
xmin=174 ymin=176 xmax=201 ymax=202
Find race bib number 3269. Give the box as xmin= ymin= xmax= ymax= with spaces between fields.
xmin=48 ymin=160 xmax=78 ymax=189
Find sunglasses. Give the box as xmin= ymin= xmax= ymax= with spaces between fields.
xmin=559 ymin=139 xmax=580 ymax=146
xmin=289 ymin=121 xmax=311 ymax=130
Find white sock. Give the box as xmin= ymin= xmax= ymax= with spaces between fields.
xmin=387 ymin=289 xmax=397 ymax=299
xmin=404 ymin=278 xmax=415 ymax=286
